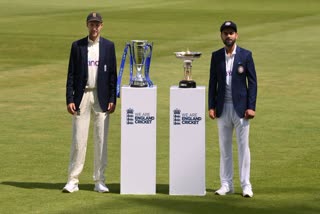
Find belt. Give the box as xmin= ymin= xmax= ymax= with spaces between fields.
xmin=84 ymin=87 xmax=95 ymax=92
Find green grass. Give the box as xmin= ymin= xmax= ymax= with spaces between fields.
xmin=0 ymin=0 xmax=319 ymax=213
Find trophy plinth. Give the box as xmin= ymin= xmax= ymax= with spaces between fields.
xmin=174 ymin=51 xmax=201 ymax=88
xmin=130 ymin=40 xmax=151 ymax=88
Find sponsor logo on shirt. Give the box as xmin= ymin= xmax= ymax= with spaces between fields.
xmin=88 ymin=60 xmax=99 ymax=66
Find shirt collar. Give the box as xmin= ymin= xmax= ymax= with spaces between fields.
xmin=224 ymin=44 xmax=237 ymax=57
xmin=88 ymin=36 xmax=100 ymax=44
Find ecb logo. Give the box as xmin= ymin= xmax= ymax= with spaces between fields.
xmin=173 ymin=108 xmax=202 ymax=125
xmin=173 ymin=108 xmax=181 ymax=125
xmin=126 ymin=108 xmax=155 ymax=125
xmin=126 ymin=108 xmax=134 ymax=125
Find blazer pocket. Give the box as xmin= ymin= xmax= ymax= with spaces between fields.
xmin=239 ymin=92 xmax=247 ymax=100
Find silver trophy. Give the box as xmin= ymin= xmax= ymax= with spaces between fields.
xmin=130 ymin=40 xmax=152 ymax=87
xmin=174 ymin=50 xmax=201 ymax=88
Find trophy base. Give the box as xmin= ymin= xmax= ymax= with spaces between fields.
xmin=179 ymin=80 xmax=196 ymax=88
xmin=130 ymin=80 xmax=148 ymax=88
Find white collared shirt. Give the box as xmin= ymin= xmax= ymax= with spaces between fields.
xmin=87 ymin=37 xmax=100 ymax=88
xmin=224 ymin=44 xmax=237 ymax=103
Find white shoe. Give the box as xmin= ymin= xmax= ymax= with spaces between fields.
xmin=62 ymin=183 xmax=79 ymax=193
xmin=242 ymin=186 xmax=253 ymax=198
xmin=94 ymin=183 xmax=109 ymax=193
xmin=215 ymin=185 xmax=234 ymax=195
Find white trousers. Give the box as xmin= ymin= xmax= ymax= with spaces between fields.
xmin=67 ymin=89 xmax=110 ymax=185
xmin=217 ymin=103 xmax=251 ymax=189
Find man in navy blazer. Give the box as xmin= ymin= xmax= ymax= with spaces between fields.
xmin=66 ymin=20 xmax=117 ymax=113
xmin=208 ymin=21 xmax=257 ymax=197
xmin=63 ymin=12 xmax=117 ymax=193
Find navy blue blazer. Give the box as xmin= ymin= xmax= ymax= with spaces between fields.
xmin=66 ymin=36 xmax=117 ymax=112
xmin=208 ymin=46 xmax=257 ymax=118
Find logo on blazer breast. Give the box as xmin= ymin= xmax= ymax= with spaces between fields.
xmin=237 ymin=62 xmax=244 ymax=74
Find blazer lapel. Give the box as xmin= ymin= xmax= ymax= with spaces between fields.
xmin=80 ymin=38 xmax=88 ymax=78
xmin=219 ymin=48 xmax=226 ymax=81
xmin=98 ymin=38 xmax=106 ymax=72
xmin=232 ymin=46 xmax=241 ymax=75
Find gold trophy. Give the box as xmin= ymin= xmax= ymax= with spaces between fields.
xmin=174 ymin=50 xmax=201 ymax=88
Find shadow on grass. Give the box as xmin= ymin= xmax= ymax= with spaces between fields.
xmin=1 ymin=181 xmax=215 ymax=195
xmin=1 ymin=181 xmax=118 ymax=193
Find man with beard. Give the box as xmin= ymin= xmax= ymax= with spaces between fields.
xmin=208 ymin=21 xmax=257 ymax=197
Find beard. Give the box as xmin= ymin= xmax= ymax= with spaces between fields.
xmin=223 ymin=38 xmax=236 ymax=47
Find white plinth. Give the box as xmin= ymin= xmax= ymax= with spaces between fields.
xmin=169 ymin=86 xmax=206 ymax=195
xmin=120 ymin=86 xmax=157 ymax=194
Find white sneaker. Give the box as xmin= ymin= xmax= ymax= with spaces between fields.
xmin=242 ymin=186 xmax=253 ymax=198
xmin=62 ymin=183 xmax=79 ymax=193
xmin=215 ymin=185 xmax=234 ymax=195
xmin=94 ymin=183 xmax=109 ymax=193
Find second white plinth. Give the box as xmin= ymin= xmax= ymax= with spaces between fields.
xmin=169 ymin=86 xmax=206 ymax=195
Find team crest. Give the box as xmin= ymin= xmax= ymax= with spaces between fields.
xmin=237 ymin=63 xmax=244 ymax=74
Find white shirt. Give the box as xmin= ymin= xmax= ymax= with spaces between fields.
xmin=87 ymin=37 xmax=100 ymax=89
xmin=224 ymin=45 xmax=237 ymax=103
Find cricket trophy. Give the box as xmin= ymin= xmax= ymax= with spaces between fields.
xmin=116 ymin=40 xmax=153 ymax=97
xmin=130 ymin=40 xmax=153 ymax=87
xmin=174 ymin=50 xmax=201 ymax=88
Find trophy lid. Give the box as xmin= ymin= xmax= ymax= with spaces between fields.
xmin=174 ymin=50 xmax=202 ymax=59
xmin=131 ymin=40 xmax=148 ymax=46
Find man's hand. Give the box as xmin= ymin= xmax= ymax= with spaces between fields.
xmin=209 ymin=109 xmax=216 ymax=120
xmin=107 ymin=103 xmax=116 ymax=114
xmin=245 ymin=109 xmax=255 ymax=119
xmin=67 ymin=103 xmax=76 ymax=115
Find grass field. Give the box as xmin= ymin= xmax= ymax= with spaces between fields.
xmin=0 ymin=0 xmax=319 ymax=213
